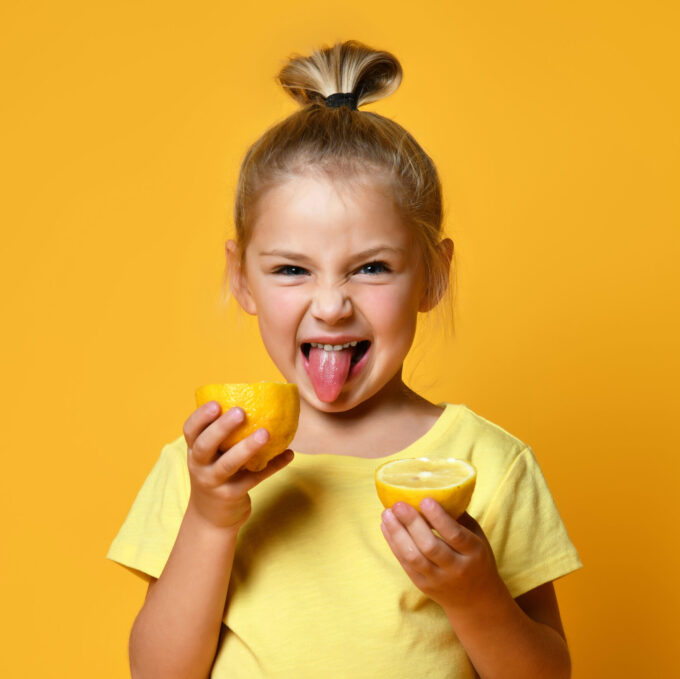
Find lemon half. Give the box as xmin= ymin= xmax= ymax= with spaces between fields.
xmin=195 ymin=382 xmax=300 ymax=472
xmin=375 ymin=457 xmax=477 ymax=518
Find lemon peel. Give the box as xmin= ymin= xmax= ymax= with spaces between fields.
xmin=195 ymin=382 xmax=299 ymax=472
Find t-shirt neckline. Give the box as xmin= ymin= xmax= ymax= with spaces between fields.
xmin=292 ymin=402 xmax=459 ymax=462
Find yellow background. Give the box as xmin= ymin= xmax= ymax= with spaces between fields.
xmin=1 ymin=1 xmax=678 ymax=676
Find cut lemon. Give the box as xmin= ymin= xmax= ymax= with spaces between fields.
xmin=375 ymin=457 xmax=477 ymax=518
xmin=195 ymin=382 xmax=299 ymax=472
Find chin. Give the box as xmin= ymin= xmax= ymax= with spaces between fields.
xmin=305 ymin=390 xmax=353 ymax=411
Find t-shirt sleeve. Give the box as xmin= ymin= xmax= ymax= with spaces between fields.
xmin=479 ymin=446 xmax=583 ymax=598
xmin=106 ymin=437 xmax=190 ymax=579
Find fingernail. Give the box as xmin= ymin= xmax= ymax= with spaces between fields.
xmin=255 ymin=428 xmax=269 ymax=443
xmin=207 ymin=402 xmax=220 ymax=415
xmin=383 ymin=509 xmax=394 ymax=522
xmin=231 ymin=407 xmax=245 ymax=422
xmin=421 ymin=498 xmax=435 ymax=511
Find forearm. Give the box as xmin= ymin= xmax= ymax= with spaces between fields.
xmin=444 ymin=582 xmax=571 ymax=679
xmin=129 ymin=501 xmax=240 ymax=679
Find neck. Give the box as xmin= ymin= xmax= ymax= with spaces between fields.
xmin=292 ymin=369 xmax=437 ymax=456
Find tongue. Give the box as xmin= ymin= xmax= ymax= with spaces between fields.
xmin=306 ymin=346 xmax=353 ymax=402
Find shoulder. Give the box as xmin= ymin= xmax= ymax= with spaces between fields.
xmin=159 ymin=433 xmax=189 ymax=462
xmin=434 ymin=404 xmax=534 ymax=509
xmin=145 ymin=434 xmax=191 ymax=499
xmin=450 ymin=404 xmax=528 ymax=450
xmin=436 ymin=403 xmax=529 ymax=465
xmin=106 ymin=434 xmax=191 ymax=578
xmin=162 ymin=431 xmax=190 ymax=468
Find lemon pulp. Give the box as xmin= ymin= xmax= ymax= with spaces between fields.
xmin=375 ymin=457 xmax=476 ymax=518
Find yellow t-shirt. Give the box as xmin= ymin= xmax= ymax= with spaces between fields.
xmin=107 ymin=403 xmax=582 ymax=678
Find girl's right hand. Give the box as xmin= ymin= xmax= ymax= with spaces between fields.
xmin=183 ymin=402 xmax=294 ymax=530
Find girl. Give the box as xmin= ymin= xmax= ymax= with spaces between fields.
xmin=108 ymin=40 xmax=582 ymax=678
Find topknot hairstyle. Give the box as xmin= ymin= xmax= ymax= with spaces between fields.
xmin=228 ymin=40 xmax=454 ymax=325
xmin=277 ymin=40 xmax=401 ymax=107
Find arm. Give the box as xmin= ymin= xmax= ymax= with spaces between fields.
xmin=380 ymin=501 xmax=571 ymax=679
xmin=445 ymin=577 xmax=570 ymax=679
xmin=129 ymin=507 xmax=240 ymax=679
xmin=129 ymin=403 xmax=294 ymax=679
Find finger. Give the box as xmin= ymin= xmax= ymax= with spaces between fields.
xmin=212 ymin=426 xmax=271 ymax=482
xmin=419 ymin=499 xmax=479 ymax=554
xmin=457 ymin=511 xmax=481 ymax=534
xmin=381 ymin=506 xmax=435 ymax=575
xmin=237 ymin=449 xmax=295 ymax=492
xmin=456 ymin=511 xmax=494 ymax=549
xmin=391 ymin=501 xmax=456 ymax=568
xmin=183 ymin=401 xmax=223 ymax=449
xmin=190 ymin=406 xmax=245 ymax=465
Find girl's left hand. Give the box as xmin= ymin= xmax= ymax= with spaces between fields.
xmin=380 ymin=499 xmax=503 ymax=612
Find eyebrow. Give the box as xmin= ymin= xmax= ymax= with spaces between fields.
xmin=259 ymin=246 xmax=404 ymax=262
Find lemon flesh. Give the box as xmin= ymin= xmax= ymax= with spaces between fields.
xmin=375 ymin=457 xmax=476 ymax=519
xmin=195 ymin=382 xmax=299 ymax=472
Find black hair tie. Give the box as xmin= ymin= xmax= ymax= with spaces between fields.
xmin=324 ymin=92 xmax=358 ymax=110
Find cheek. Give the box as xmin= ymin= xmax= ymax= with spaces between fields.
xmin=359 ymin=286 xmax=418 ymax=335
xmin=255 ymin=288 xmax=304 ymax=338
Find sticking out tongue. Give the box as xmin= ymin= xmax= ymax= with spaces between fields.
xmin=306 ymin=346 xmax=353 ymax=402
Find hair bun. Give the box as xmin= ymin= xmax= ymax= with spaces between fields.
xmin=277 ymin=40 xmax=402 ymax=109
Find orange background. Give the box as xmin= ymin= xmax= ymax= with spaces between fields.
xmin=1 ymin=1 xmax=678 ymax=676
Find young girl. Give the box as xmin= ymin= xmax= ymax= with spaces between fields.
xmin=107 ymin=40 xmax=582 ymax=678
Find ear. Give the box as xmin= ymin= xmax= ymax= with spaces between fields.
xmin=225 ymin=240 xmax=257 ymax=315
xmin=418 ymin=238 xmax=454 ymax=312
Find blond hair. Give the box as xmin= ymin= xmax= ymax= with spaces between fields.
xmin=224 ymin=40 xmax=455 ymax=336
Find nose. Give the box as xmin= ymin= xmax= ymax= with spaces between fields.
xmin=310 ymin=283 xmax=353 ymax=325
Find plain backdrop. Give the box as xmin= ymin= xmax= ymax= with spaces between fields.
xmin=1 ymin=1 xmax=678 ymax=676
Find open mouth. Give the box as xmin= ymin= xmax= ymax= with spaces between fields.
xmin=301 ymin=340 xmax=371 ymax=366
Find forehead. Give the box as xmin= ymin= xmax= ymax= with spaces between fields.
xmin=249 ymin=174 xmax=412 ymax=252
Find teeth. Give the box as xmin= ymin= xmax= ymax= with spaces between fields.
xmin=308 ymin=341 xmax=359 ymax=351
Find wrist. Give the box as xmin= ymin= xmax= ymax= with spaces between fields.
xmin=442 ymin=571 xmax=515 ymax=632
xmin=184 ymin=498 xmax=246 ymax=538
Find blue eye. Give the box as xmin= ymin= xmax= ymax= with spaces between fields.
xmin=273 ymin=262 xmax=390 ymax=277
xmin=274 ymin=265 xmax=309 ymax=276
xmin=358 ymin=261 xmax=390 ymax=275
